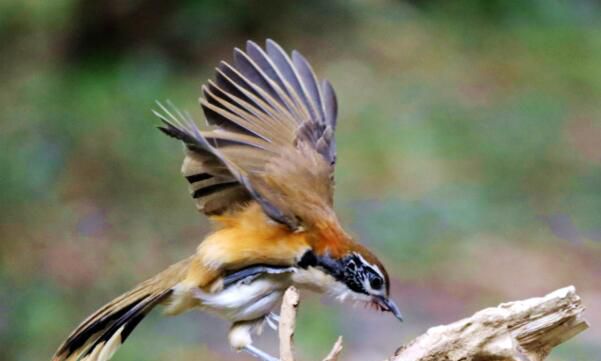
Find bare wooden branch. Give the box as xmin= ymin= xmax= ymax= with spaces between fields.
xmin=389 ymin=286 xmax=588 ymax=361
xmin=322 ymin=336 xmax=343 ymax=361
xmin=276 ymin=286 xmax=588 ymax=361
xmin=279 ymin=287 xmax=300 ymax=361
xmin=278 ymin=287 xmax=344 ymax=361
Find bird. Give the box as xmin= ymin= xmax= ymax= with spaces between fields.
xmin=51 ymin=39 xmax=402 ymax=361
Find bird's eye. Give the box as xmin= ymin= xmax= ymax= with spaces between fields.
xmin=370 ymin=276 xmax=383 ymax=290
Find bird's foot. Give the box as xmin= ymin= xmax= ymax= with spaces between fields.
xmin=243 ymin=344 xmax=280 ymax=361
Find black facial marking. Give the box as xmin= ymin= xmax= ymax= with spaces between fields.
xmin=338 ymin=254 xmax=386 ymax=295
xmin=297 ymin=251 xmax=385 ymax=296
xmin=341 ymin=254 xmax=366 ymax=294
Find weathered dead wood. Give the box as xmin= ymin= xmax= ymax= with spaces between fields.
xmin=277 ymin=286 xmax=588 ymax=361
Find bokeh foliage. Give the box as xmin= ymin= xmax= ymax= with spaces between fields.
xmin=1 ymin=1 xmax=600 ymax=360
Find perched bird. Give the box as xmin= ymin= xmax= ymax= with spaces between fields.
xmin=52 ymin=39 xmax=402 ymax=361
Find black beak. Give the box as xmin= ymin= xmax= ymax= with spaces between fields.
xmin=375 ymin=296 xmax=404 ymax=322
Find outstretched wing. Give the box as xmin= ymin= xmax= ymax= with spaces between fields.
xmin=156 ymin=39 xmax=338 ymax=230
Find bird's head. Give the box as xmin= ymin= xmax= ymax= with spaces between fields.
xmin=336 ymin=248 xmax=403 ymax=321
xmin=297 ymin=244 xmax=403 ymax=322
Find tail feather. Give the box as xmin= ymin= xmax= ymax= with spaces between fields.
xmin=52 ymin=258 xmax=192 ymax=361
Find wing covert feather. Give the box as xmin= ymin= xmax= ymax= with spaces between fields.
xmin=156 ymin=39 xmax=339 ymax=229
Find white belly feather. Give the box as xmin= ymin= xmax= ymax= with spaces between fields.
xmin=196 ymin=277 xmax=288 ymax=321
xmin=172 ymin=266 xmax=348 ymax=323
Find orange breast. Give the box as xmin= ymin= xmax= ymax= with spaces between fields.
xmin=183 ymin=202 xmax=311 ymax=289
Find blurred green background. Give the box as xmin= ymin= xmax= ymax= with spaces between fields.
xmin=1 ymin=0 xmax=600 ymax=360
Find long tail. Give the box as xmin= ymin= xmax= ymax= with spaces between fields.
xmin=52 ymin=258 xmax=192 ymax=361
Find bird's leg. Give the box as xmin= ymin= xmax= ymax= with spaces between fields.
xmin=243 ymin=344 xmax=280 ymax=361
xmin=265 ymin=312 xmax=280 ymax=330
xmin=230 ymin=320 xmax=280 ymax=361
xmin=269 ymin=312 xmax=280 ymax=322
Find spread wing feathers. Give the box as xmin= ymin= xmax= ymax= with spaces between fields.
xmin=154 ymin=101 xmax=253 ymax=216
xmin=156 ymin=39 xmax=339 ymax=229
